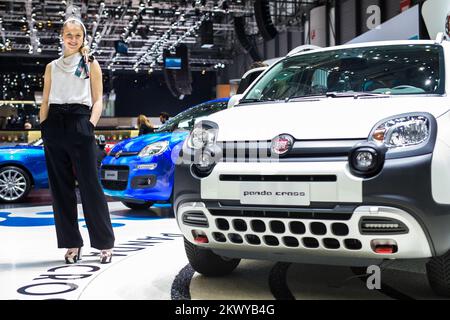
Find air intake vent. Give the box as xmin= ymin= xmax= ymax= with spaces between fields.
xmin=360 ymin=217 xmax=408 ymax=235
xmin=182 ymin=211 xmax=209 ymax=228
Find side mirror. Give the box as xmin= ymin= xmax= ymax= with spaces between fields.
xmin=228 ymin=94 xmax=243 ymax=108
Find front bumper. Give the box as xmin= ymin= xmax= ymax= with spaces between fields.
xmin=174 ymin=153 xmax=450 ymax=262
xmin=178 ymin=202 xmax=431 ymax=265
xmin=100 ymin=154 xmax=173 ymax=202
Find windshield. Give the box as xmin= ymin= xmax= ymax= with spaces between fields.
xmin=156 ymin=100 xmax=229 ymax=132
xmin=237 ymin=68 xmax=266 ymax=94
xmin=243 ymin=44 xmax=444 ymax=102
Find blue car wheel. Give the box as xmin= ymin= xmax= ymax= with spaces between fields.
xmin=0 ymin=166 xmax=32 ymax=203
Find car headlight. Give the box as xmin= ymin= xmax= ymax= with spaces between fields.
xmin=187 ymin=121 xmax=219 ymax=150
xmin=370 ymin=115 xmax=430 ymax=148
xmin=138 ymin=141 xmax=169 ymax=157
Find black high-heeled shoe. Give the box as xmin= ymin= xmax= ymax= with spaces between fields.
xmin=65 ymin=247 xmax=82 ymax=264
xmin=100 ymin=249 xmax=112 ymax=264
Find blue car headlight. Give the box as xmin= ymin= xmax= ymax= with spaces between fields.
xmin=138 ymin=141 xmax=169 ymax=158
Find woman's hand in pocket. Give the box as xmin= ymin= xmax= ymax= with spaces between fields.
xmin=40 ymin=118 xmax=48 ymax=127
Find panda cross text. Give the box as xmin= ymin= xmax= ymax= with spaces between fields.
xmin=242 ymin=191 xmax=306 ymax=197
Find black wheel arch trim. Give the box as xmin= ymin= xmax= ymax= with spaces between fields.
xmin=363 ymin=153 xmax=450 ymax=257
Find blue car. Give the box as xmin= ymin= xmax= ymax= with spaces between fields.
xmin=100 ymin=98 xmax=229 ymax=210
xmin=0 ymin=139 xmax=48 ymax=203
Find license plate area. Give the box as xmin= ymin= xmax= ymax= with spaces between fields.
xmin=104 ymin=170 xmax=118 ymax=181
xmin=240 ymin=182 xmax=310 ymax=206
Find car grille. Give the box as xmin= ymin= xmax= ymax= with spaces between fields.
xmin=219 ymin=174 xmax=337 ymax=182
xmin=210 ymin=217 xmax=362 ymax=250
xmin=198 ymin=204 xmax=363 ymax=250
xmin=109 ymin=151 xmax=139 ymax=157
xmin=207 ymin=204 xmax=355 ymax=220
xmin=216 ymin=139 xmax=365 ymax=162
xmin=101 ymin=165 xmax=129 ymax=191
xmin=101 ymin=180 xmax=128 ymax=191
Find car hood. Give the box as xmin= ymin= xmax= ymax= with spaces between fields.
xmin=111 ymin=131 xmax=189 ymax=153
xmin=205 ymin=96 xmax=450 ymax=141
xmin=0 ymin=145 xmax=43 ymax=153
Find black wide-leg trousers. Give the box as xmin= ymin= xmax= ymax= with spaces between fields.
xmin=41 ymin=104 xmax=115 ymax=250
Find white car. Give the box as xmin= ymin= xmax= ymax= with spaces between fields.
xmin=174 ymin=36 xmax=450 ymax=296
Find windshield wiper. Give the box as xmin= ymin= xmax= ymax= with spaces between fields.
xmin=239 ymin=98 xmax=261 ymax=104
xmin=239 ymin=97 xmax=277 ymax=104
xmin=328 ymin=91 xmax=391 ymax=98
xmin=286 ymin=94 xmax=328 ymax=102
xmin=287 ymin=91 xmax=391 ymax=102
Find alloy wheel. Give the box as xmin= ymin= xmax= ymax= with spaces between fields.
xmin=0 ymin=168 xmax=28 ymax=201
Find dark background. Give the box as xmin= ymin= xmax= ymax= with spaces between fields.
xmin=0 ymin=55 xmax=217 ymax=118
xmin=113 ymin=70 xmax=217 ymax=117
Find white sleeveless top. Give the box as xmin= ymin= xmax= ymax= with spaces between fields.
xmin=48 ymin=52 xmax=92 ymax=107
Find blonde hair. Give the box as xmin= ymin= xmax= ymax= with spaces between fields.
xmin=137 ymin=115 xmax=153 ymax=128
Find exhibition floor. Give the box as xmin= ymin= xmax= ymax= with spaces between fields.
xmin=0 ymin=193 xmax=448 ymax=300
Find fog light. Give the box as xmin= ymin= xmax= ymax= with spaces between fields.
xmin=349 ymin=145 xmax=385 ymax=177
xmin=371 ymin=239 xmax=398 ymax=254
xmin=191 ymin=151 xmax=216 ymax=178
xmin=192 ymin=230 xmax=209 ymax=244
xmin=355 ymin=151 xmax=374 ymax=169
xmin=353 ymin=149 xmax=377 ymax=171
xmin=374 ymin=246 xmax=395 ymax=254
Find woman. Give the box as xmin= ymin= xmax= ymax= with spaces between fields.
xmin=39 ymin=17 xmax=115 ymax=264
xmin=137 ymin=114 xmax=155 ymax=135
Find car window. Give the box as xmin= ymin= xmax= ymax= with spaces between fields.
xmin=237 ymin=69 xmax=265 ymax=94
xmin=243 ymin=44 xmax=444 ymax=102
xmin=156 ymin=100 xmax=229 ymax=132
xmin=177 ymin=119 xmax=192 ymax=129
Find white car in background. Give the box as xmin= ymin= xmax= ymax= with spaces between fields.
xmin=174 ymin=35 xmax=450 ymax=296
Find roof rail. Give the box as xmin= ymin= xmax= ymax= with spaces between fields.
xmin=286 ymin=45 xmax=321 ymax=56
xmin=435 ymin=32 xmax=446 ymax=44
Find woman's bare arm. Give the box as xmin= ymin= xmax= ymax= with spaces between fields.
xmin=89 ymin=60 xmax=103 ymax=126
xmin=39 ymin=63 xmax=52 ymax=123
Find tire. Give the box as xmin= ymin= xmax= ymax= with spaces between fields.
xmin=184 ymin=237 xmax=240 ymax=276
xmin=0 ymin=166 xmax=32 ymax=203
xmin=426 ymin=250 xmax=450 ymax=297
xmin=121 ymin=201 xmax=153 ymax=210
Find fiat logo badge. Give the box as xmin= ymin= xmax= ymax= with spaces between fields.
xmin=271 ymin=134 xmax=294 ymax=155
